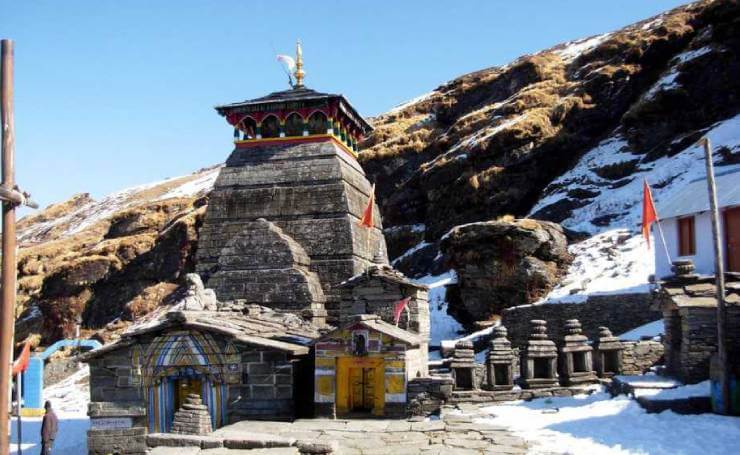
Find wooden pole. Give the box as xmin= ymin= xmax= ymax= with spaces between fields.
xmin=14 ymin=372 xmax=20 ymax=455
xmin=0 ymin=38 xmax=17 ymax=455
xmin=701 ymin=137 xmax=730 ymax=415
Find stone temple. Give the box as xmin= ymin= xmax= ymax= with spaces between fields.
xmin=83 ymin=45 xmax=433 ymax=454
xmin=195 ymin=48 xmax=384 ymax=326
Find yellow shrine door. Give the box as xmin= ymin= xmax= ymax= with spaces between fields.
xmin=337 ymin=357 xmax=384 ymax=416
xmin=349 ymin=368 xmax=376 ymax=411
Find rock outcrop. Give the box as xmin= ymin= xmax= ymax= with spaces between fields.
xmin=441 ymin=218 xmax=571 ymax=323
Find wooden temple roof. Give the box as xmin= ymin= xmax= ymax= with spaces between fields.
xmin=317 ymin=314 xmax=422 ymax=347
xmin=215 ymin=86 xmax=373 ymax=134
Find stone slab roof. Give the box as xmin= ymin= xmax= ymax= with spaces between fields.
xmin=659 ymin=275 xmax=740 ymax=309
xmin=338 ymin=265 xmax=428 ymax=290
xmin=82 ymin=306 xmax=321 ymax=360
xmin=318 ymin=314 xmax=422 ymax=347
xmin=658 ymin=165 xmax=740 ymax=219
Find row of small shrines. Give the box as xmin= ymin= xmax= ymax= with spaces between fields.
xmin=447 ymin=319 xmax=624 ymax=393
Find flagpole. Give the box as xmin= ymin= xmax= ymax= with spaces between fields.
xmin=654 ymin=218 xmax=672 ymax=267
xmin=644 ymin=178 xmax=672 ymax=267
xmin=15 ymin=372 xmax=20 ymax=455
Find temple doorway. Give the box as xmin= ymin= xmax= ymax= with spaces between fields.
xmin=336 ymin=357 xmax=384 ymax=416
xmin=175 ymin=377 xmax=202 ymax=411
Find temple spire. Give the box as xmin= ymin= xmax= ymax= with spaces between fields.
xmin=294 ymin=40 xmax=305 ymax=88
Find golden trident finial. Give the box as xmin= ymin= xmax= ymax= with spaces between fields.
xmin=294 ymin=40 xmax=305 ymax=88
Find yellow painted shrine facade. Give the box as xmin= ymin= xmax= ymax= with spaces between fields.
xmin=314 ymin=314 xmax=423 ymax=418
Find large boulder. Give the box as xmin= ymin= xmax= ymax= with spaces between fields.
xmin=440 ymin=218 xmax=571 ymax=324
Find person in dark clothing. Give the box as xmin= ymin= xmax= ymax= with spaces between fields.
xmin=40 ymin=400 xmax=58 ymax=455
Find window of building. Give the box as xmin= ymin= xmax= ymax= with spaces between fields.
xmin=239 ymin=117 xmax=257 ymax=140
xmin=261 ymin=115 xmax=280 ymax=138
xmin=284 ymin=113 xmax=304 ymax=136
xmin=678 ymin=216 xmax=696 ymax=256
xmin=307 ymin=111 xmax=328 ymax=135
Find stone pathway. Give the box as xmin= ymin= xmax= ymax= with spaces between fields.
xmin=150 ymin=405 xmax=528 ymax=454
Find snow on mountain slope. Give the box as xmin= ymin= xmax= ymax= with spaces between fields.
xmin=532 ymin=114 xmax=740 ymax=302
xmin=18 ymin=165 xmax=220 ymax=245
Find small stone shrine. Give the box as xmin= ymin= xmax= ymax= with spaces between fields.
xmin=314 ymin=314 xmax=424 ymax=417
xmin=486 ymin=325 xmax=515 ymax=391
xmin=337 ymin=264 xmax=430 ymax=368
xmin=450 ymin=340 xmax=477 ymax=390
xmin=657 ymin=263 xmax=740 ymax=384
xmin=593 ymin=326 xmax=624 ymax=378
xmin=171 ymin=393 xmax=213 ymax=435
xmin=558 ymin=319 xmax=597 ymax=386
xmin=520 ymin=320 xmax=559 ymax=389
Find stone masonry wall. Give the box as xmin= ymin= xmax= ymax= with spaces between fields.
xmin=87 ymin=427 xmax=148 ymax=455
xmin=666 ymin=305 xmax=740 ymax=384
xmin=228 ymin=345 xmax=296 ymax=421
xmin=501 ymin=293 xmax=660 ymax=348
xmin=196 ymin=140 xmax=388 ymax=324
xmin=621 ymin=340 xmax=664 ymax=375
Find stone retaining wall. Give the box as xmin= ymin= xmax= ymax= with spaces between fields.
xmin=407 ymin=376 xmax=454 ymax=416
xmin=501 ymin=293 xmax=660 ymax=348
xmin=87 ymin=427 xmax=148 ymax=455
xmin=621 ymin=340 xmax=664 ymax=375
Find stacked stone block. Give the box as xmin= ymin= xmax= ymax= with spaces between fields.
xmin=206 ymin=218 xmax=327 ymax=325
xmin=196 ymin=140 xmax=388 ymax=325
xmin=520 ymin=320 xmax=559 ymax=389
xmin=593 ymin=326 xmax=624 ymax=378
xmin=486 ymin=326 xmax=515 ymax=391
xmin=451 ymin=340 xmax=477 ymax=390
xmin=558 ymin=319 xmax=597 ymax=386
xmin=171 ymin=394 xmax=213 ymax=435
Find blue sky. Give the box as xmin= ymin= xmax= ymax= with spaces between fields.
xmin=3 ymin=0 xmax=689 ymax=211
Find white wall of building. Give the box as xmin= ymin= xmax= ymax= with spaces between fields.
xmin=655 ymin=211 xmax=727 ymax=279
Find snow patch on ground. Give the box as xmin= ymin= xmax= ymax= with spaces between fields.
xmin=414 ymin=271 xmax=464 ymax=355
xmin=19 ymin=166 xmax=220 ymax=244
xmin=156 ymin=166 xmax=221 ymax=200
xmin=619 ymin=320 xmax=664 ymax=341
xmin=636 ymin=380 xmax=710 ymax=400
xmin=555 ymin=33 xmax=612 ymax=62
xmin=477 ymin=388 xmax=740 ymax=455
xmin=391 ymin=241 xmax=431 ymax=266
xmin=529 ymin=115 xmax=740 ymax=303
xmin=534 ymin=230 xmax=654 ymax=305
xmin=386 ymin=90 xmax=437 ymax=115
xmin=11 ymin=365 xmax=90 ymax=455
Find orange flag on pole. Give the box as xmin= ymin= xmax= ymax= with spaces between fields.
xmin=642 ymin=179 xmax=658 ymax=249
xmin=359 ymin=184 xmax=375 ymax=229
xmin=12 ymin=341 xmax=31 ymax=375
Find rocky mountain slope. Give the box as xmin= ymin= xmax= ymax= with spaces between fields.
xmin=15 ymin=167 xmax=220 ymax=344
xmin=363 ymin=0 xmax=739 ymax=325
xmin=12 ymin=0 xmax=740 ymax=347
xmin=363 ymin=0 xmax=738 ymax=256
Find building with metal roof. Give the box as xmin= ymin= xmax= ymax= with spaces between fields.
xmin=655 ymin=165 xmax=740 ymax=279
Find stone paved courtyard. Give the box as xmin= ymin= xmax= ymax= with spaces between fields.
xmin=148 ymin=404 xmax=528 ymax=454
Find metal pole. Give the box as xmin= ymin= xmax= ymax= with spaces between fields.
xmin=701 ymin=137 xmax=730 ymax=415
xmin=0 ymin=38 xmax=17 ymax=455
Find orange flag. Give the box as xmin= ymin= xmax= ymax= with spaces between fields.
xmin=12 ymin=341 xmax=31 ymax=375
xmin=642 ymin=179 xmax=658 ymax=249
xmin=359 ymin=184 xmax=375 ymax=229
